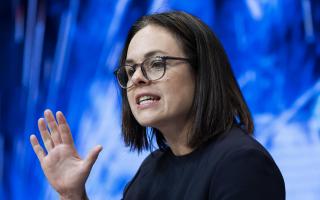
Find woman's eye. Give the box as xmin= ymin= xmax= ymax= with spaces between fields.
xmin=151 ymin=61 xmax=164 ymax=69
xmin=126 ymin=67 xmax=135 ymax=77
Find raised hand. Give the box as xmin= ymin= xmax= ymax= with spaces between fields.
xmin=30 ymin=109 xmax=102 ymax=200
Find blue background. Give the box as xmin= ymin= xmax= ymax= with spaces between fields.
xmin=0 ymin=0 xmax=319 ymax=199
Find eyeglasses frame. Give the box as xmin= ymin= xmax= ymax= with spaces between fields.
xmin=114 ymin=56 xmax=191 ymax=89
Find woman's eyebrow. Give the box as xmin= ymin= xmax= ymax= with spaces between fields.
xmin=124 ymin=59 xmax=135 ymax=64
xmin=143 ymin=50 xmax=167 ymax=58
xmin=125 ymin=50 xmax=168 ymax=64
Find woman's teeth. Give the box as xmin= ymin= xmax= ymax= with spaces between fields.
xmin=138 ymin=96 xmax=159 ymax=105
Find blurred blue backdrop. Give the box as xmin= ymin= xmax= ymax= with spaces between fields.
xmin=0 ymin=0 xmax=319 ymax=199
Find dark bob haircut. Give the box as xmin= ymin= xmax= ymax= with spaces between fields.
xmin=117 ymin=11 xmax=254 ymax=152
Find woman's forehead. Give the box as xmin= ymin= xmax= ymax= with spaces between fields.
xmin=126 ymin=25 xmax=185 ymax=62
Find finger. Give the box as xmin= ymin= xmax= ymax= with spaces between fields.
xmin=38 ymin=118 xmax=54 ymax=152
xmin=44 ymin=109 xmax=62 ymax=145
xmin=56 ymin=111 xmax=74 ymax=145
xmin=30 ymin=134 xmax=46 ymax=162
xmin=84 ymin=145 xmax=103 ymax=170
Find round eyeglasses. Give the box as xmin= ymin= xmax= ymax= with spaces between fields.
xmin=114 ymin=56 xmax=190 ymax=89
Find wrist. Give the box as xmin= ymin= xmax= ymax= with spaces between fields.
xmin=59 ymin=190 xmax=88 ymax=200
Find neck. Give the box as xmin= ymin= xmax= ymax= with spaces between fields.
xmin=168 ymin=142 xmax=193 ymax=156
xmin=157 ymin=119 xmax=194 ymax=156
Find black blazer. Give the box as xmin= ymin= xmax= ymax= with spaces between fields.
xmin=123 ymin=126 xmax=286 ymax=200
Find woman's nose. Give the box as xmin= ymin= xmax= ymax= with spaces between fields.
xmin=130 ymin=67 xmax=150 ymax=87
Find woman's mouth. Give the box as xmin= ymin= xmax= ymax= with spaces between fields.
xmin=137 ymin=95 xmax=161 ymax=105
xmin=135 ymin=94 xmax=161 ymax=109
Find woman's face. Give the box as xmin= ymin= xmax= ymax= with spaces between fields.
xmin=126 ymin=25 xmax=195 ymax=130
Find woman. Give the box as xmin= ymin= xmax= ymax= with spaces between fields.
xmin=30 ymin=11 xmax=285 ymax=200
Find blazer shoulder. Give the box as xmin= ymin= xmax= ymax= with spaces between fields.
xmin=204 ymin=126 xmax=275 ymax=165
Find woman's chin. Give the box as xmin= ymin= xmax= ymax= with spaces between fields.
xmin=136 ymin=117 xmax=162 ymax=129
xmin=137 ymin=120 xmax=156 ymax=127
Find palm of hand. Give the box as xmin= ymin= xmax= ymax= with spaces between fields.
xmin=30 ymin=110 xmax=102 ymax=197
xmin=42 ymin=144 xmax=86 ymax=193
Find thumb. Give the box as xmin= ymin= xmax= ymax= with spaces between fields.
xmin=84 ymin=145 xmax=103 ymax=170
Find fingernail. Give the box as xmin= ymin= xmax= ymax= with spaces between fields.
xmin=44 ymin=109 xmax=51 ymax=116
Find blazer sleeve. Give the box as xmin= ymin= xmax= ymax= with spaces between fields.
xmin=210 ymin=148 xmax=286 ymax=200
